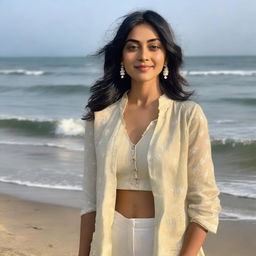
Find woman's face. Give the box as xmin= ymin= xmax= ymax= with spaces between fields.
xmin=122 ymin=23 xmax=166 ymax=83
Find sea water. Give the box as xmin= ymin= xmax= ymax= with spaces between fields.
xmin=0 ymin=55 xmax=255 ymax=220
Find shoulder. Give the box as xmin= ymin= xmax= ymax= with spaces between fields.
xmin=94 ymin=100 xmax=119 ymax=119
xmin=93 ymin=99 xmax=121 ymax=129
xmin=173 ymin=99 xmax=199 ymax=115
xmin=172 ymin=99 xmax=207 ymax=126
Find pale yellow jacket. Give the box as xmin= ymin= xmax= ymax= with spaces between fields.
xmin=81 ymin=91 xmax=221 ymax=256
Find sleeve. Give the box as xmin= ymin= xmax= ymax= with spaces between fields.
xmin=186 ymin=103 xmax=221 ymax=233
xmin=80 ymin=120 xmax=97 ymax=216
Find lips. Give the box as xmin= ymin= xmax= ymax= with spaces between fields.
xmin=135 ymin=65 xmax=153 ymax=71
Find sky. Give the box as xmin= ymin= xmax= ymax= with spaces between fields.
xmin=0 ymin=0 xmax=255 ymax=57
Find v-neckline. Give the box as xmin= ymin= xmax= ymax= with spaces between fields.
xmin=120 ymin=92 xmax=158 ymax=146
xmin=121 ymin=116 xmax=157 ymax=147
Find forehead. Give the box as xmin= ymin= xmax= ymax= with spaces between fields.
xmin=126 ymin=23 xmax=160 ymax=42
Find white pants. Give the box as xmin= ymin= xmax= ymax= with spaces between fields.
xmin=111 ymin=210 xmax=155 ymax=256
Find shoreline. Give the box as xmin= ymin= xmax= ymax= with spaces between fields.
xmin=0 ymin=193 xmax=255 ymax=256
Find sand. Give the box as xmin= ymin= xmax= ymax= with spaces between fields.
xmin=0 ymin=193 xmax=255 ymax=256
xmin=0 ymin=193 xmax=80 ymax=256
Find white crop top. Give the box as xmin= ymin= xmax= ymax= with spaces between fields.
xmin=116 ymin=117 xmax=157 ymax=191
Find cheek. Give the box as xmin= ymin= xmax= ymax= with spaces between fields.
xmin=123 ymin=53 xmax=135 ymax=63
xmin=154 ymin=53 xmax=165 ymax=64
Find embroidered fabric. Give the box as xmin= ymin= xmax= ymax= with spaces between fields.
xmin=116 ymin=117 xmax=157 ymax=190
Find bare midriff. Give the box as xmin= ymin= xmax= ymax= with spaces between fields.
xmin=115 ymin=189 xmax=155 ymax=218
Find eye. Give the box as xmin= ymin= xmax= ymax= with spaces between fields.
xmin=150 ymin=45 xmax=160 ymax=50
xmin=127 ymin=45 xmax=138 ymax=51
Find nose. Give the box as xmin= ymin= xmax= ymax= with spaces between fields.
xmin=137 ymin=45 xmax=149 ymax=62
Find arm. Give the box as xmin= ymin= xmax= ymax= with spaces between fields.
xmin=78 ymin=120 xmax=97 ymax=256
xmin=179 ymin=222 xmax=207 ymax=256
xmin=180 ymin=104 xmax=221 ymax=256
xmin=78 ymin=211 xmax=96 ymax=256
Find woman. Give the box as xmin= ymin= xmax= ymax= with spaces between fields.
xmin=78 ymin=9 xmax=221 ymax=256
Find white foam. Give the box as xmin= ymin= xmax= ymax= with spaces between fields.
xmin=0 ymin=115 xmax=85 ymax=136
xmin=0 ymin=69 xmax=44 ymax=76
xmin=0 ymin=140 xmax=82 ymax=151
xmin=218 ymin=180 xmax=256 ymax=199
xmin=181 ymin=70 xmax=256 ymax=76
xmin=215 ymin=119 xmax=237 ymax=124
xmin=212 ymin=137 xmax=256 ymax=145
xmin=220 ymin=207 xmax=256 ymax=221
xmin=0 ymin=177 xmax=82 ymax=191
xmin=56 ymin=118 xmax=84 ymax=136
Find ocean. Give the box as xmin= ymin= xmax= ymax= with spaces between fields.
xmin=0 ymin=56 xmax=255 ymax=221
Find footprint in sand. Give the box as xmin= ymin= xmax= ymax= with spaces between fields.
xmin=25 ymin=224 xmax=43 ymax=230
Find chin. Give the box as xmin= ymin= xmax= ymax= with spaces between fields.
xmin=131 ymin=77 xmax=157 ymax=83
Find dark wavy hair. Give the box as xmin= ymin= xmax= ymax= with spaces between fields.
xmin=82 ymin=9 xmax=194 ymax=121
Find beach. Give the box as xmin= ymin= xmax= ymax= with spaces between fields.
xmin=0 ymin=193 xmax=80 ymax=256
xmin=0 ymin=193 xmax=255 ymax=256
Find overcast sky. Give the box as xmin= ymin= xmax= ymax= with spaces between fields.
xmin=0 ymin=0 xmax=255 ymax=57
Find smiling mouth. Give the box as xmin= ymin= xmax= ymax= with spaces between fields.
xmin=135 ymin=66 xmax=153 ymax=71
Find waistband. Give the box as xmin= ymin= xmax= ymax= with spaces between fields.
xmin=113 ymin=210 xmax=155 ymax=228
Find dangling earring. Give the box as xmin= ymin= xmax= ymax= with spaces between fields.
xmin=120 ymin=62 xmax=125 ymax=79
xmin=163 ymin=64 xmax=169 ymax=79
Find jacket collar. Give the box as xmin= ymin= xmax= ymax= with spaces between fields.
xmin=119 ymin=90 xmax=173 ymax=118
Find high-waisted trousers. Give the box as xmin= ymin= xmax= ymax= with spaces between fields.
xmin=111 ymin=210 xmax=155 ymax=256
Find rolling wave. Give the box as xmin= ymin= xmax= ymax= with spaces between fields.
xmin=0 ymin=177 xmax=82 ymax=191
xmin=0 ymin=116 xmax=84 ymax=136
xmin=0 ymin=69 xmax=46 ymax=76
xmin=0 ymin=140 xmax=82 ymax=151
xmin=220 ymin=207 xmax=256 ymax=221
xmin=218 ymin=180 xmax=256 ymax=199
xmin=181 ymin=70 xmax=256 ymax=76
xmin=0 ymin=69 xmax=99 ymax=76
xmin=211 ymin=138 xmax=256 ymax=156
xmin=1 ymin=115 xmax=256 ymax=143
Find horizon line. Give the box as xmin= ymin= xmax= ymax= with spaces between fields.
xmin=0 ymin=54 xmax=256 ymax=58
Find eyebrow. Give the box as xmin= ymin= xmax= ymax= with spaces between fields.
xmin=125 ymin=38 xmax=161 ymax=44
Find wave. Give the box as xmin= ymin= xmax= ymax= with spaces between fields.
xmin=214 ymin=119 xmax=237 ymax=124
xmin=1 ymin=114 xmax=256 ymax=141
xmin=0 ymin=69 xmax=45 ymax=76
xmin=0 ymin=140 xmax=82 ymax=151
xmin=211 ymin=137 xmax=256 ymax=144
xmin=0 ymin=115 xmax=85 ymax=136
xmin=0 ymin=69 xmax=99 ymax=76
xmin=220 ymin=207 xmax=256 ymax=221
xmin=0 ymin=84 xmax=89 ymax=94
xmin=0 ymin=177 xmax=82 ymax=191
xmin=181 ymin=70 xmax=256 ymax=76
xmin=218 ymin=180 xmax=256 ymax=199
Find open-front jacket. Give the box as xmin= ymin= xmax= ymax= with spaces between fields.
xmin=80 ymin=90 xmax=221 ymax=256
